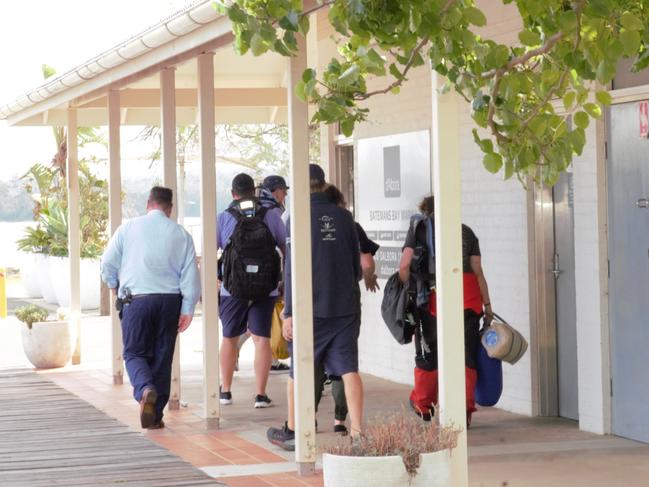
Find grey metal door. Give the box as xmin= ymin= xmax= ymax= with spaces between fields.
xmin=608 ymin=102 xmax=649 ymax=443
xmin=553 ymin=172 xmax=579 ymax=420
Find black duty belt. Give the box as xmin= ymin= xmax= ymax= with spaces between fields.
xmin=132 ymin=293 xmax=181 ymax=299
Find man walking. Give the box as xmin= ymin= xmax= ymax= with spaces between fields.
xmin=267 ymin=164 xmax=363 ymax=450
xmin=218 ymin=173 xmax=287 ymax=408
xmin=101 ymin=186 xmax=200 ymax=429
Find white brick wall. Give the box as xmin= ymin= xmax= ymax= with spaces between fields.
xmin=459 ymin=110 xmax=534 ymax=416
xmin=572 ymin=123 xmax=610 ymax=434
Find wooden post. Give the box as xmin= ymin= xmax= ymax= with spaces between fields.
xmin=288 ymin=35 xmax=316 ymax=474
xmin=108 ymin=90 xmax=124 ymax=385
xmin=197 ymin=52 xmax=220 ymax=423
xmin=161 ymin=67 xmax=181 ymax=410
xmin=431 ymin=72 xmax=469 ymax=486
xmin=67 ymin=107 xmax=81 ymax=365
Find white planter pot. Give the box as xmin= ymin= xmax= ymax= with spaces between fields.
xmin=21 ymin=320 xmax=71 ymax=369
xmin=323 ymin=449 xmax=451 ymax=487
xmin=50 ymin=257 xmax=100 ymax=310
xmin=36 ymin=254 xmax=58 ymax=304
xmin=19 ymin=252 xmax=42 ymax=298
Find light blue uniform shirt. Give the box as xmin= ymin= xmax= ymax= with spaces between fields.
xmin=101 ymin=210 xmax=201 ymax=316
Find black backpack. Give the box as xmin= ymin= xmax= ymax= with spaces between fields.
xmin=409 ymin=214 xmax=436 ymax=307
xmin=222 ymin=202 xmax=281 ymax=301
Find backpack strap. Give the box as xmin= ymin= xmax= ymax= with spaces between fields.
xmin=424 ymin=217 xmax=435 ymax=275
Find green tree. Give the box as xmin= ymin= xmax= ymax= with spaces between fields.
xmin=216 ymin=0 xmax=649 ymax=185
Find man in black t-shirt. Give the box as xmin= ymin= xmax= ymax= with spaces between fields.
xmin=399 ymin=196 xmax=493 ymax=426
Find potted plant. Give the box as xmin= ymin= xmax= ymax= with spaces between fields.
xmin=322 ymin=413 xmax=459 ymax=487
xmin=15 ymin=305 xmax=71 ymax=369
xmin=16 ymin=226 xmax=49 ymax=299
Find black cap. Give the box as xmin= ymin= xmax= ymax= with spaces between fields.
xmin=309 ymin=164 xmax=325 ymax=184
xmin=231 ymin=173 xmax=255 ymax=194
xmin=262 ymin=175 xmax=289 ymax=192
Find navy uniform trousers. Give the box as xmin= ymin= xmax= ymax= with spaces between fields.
xmin=120 ymin=294 xmax=181 ymax=422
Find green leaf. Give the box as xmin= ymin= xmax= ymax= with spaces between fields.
xmin=583 ymin=103 xmax=602 ymax=118
xmin=302 ymin=68 xmax=316 ymax=83
xmin=504 ymin=160 xmax=514 ymax=180
xmin=519 ymin=30 xmax=541 ymax=46
xmin=464 ymin=6 xmax=487 ymax=27
xmin=250 ymin=33 xmax=266 ymax=56
xmin=340 ymin=118 xmax=355 ymax=136
xmin=619 ymin=29 xmax=641 ymax=57
xmin=338 ymin=65 xmax=360 ymax=84
xmin=595 ymin=91 xmax=612 ymax=106
xmin=574 ymin=111 xmax=590 ymax=129
xmin=483 ymin=153 xmax=503 ymax=173
xmin=563 ymin=91 xmax=576 ymax=110
xmin=620 ymin=11 xmax=643 ymax=31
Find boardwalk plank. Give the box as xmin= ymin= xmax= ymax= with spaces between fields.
xmin=0 ymin=371 xmax=223 ymax=486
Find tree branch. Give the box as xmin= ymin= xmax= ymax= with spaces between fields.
xmin=481 ymin=31 xmax=565 ymax=80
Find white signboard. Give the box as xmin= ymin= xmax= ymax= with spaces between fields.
xmin=356 ymin=131 xmax=431 ymax=278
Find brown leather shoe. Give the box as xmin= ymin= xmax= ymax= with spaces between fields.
xmin=147 ymin=419 xmax=165 ymax=430
xmin=140 ymin=388 xmax=157 ymax=429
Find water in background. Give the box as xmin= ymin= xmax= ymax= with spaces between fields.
xmin=0 ymin=219 xmax=205 ymax=270
xmin=0 ymin=221 xmax=35 ymax=268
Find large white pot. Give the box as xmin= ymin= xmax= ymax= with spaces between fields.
xmin=21 ymin=320 xmax=71 ymax=369
xmin=36 ymin=254 xmax=58 ymax=304
xmin=50 ymin=257 xmax=100 ymax=310
xmin=323 ymin=449 xmax=451 ymax=487
xmin=19 ymin=252 xmax=42 ymax=298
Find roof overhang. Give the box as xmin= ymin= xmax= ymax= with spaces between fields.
xmin=1 ymin=1 xmax=290 ymax=127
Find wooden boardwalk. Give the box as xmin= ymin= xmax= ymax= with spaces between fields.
xmin=0 ymin=370 xmax=223 ymax=486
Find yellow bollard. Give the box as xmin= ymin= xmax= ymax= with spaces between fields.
xmin=0 ymin=268 xmax=6 ymax=318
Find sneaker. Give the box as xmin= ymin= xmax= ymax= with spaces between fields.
xmin=220 ymin=388 xmax=232 ymax=406
xmin=267 ymin=422 xmax=295 ymax=451
xmin=409 ymin=398 xmax=432 ymax=422
xmin=270 ymin=362 xmax=290 ymax=373
xmin=334 ymin=424 xmax=348 ymax=435
xmin=254 ymin=394 xmax=272 ymax=408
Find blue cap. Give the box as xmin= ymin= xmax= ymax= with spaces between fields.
xmin=262 ymin=175 xmax=289 ymax=191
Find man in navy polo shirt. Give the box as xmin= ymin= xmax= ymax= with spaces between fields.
xmin=267 ymin=164 xmax=363 ymax=450
xmin=218 ymin=173 xmax=287 ymax=408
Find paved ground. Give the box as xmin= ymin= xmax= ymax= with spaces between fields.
xmin=3 ymin=279 xmax=649 ymax=486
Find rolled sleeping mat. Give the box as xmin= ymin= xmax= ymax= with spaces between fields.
xmin=475 ymin=342 xmax=503 ymax=407
xmin=481 ymin=312 xmax=528 ymax=365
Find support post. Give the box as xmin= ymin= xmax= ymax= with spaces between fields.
xmin=161 ymin=67 xmax=181 ymax=410
xmin=197 ymin=52 xmax=220 ymax=424
xmin=108 ymin=90 xmax=124 ymax=385
xmin=288 ymin=35 xmax=316 ymax=474
xmin=431 ymin=72 xmax=469 ymax=486
xmin=67 ymin=107 xmax=82 ymax=365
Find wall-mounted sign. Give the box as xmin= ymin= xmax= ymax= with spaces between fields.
xmin=639 ymin=101 xmax=649 ymax=138
xmin=357 ymin=131 xmax=431 ymax=278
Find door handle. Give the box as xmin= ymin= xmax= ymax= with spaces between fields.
xmin=551 ymin=253 xmax=562 ymax=279
xmin=637 ymin=198 xmax=649 ymax=209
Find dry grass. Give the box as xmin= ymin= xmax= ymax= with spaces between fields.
xmin=322 ymin=411 xmax=459 ymax=478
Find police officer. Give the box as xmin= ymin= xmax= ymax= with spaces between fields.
xmin=267 ymin=164 xmax=363 ymax=451
xmin=101 ymin=186 xmax=201 ymax=429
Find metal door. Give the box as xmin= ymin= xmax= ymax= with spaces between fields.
xmin=553 ymin=172 xmax=579 ymax=420
xmin=608 ymin=102 xmax=649 ymax=443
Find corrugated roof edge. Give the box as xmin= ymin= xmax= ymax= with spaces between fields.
xmin=0 ymin=0 xmax=219 ymax=119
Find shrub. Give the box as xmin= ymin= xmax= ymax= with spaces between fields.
xmin=322 ymin=411 xmax=459 ymax=478
xmin=15 ymin=305 xmax=49 ymax=329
